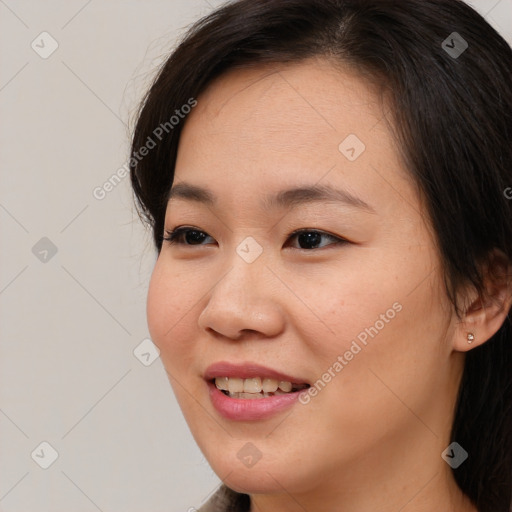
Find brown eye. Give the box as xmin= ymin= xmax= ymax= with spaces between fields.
xmin=163 ymin=227 xmax=348 ymax=250
xmin=163 ymin=228 xmax=215 ymax=246
xmin=285 ymin=230 xmax=348 ymax=250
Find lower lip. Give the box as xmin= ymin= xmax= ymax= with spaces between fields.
xmin=207 ymin=381 xmax=306 ymax=421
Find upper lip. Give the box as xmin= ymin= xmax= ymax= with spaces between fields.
xmin=204 ymin=361 xmax=310 ymax=385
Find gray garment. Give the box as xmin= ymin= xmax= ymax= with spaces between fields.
xmin=197 ymin=484 xmax=251 ymax=512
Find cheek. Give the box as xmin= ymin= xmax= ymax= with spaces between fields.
xmin=317 ymin=272 xmax=447 ymax=425
xmin=291 ymin=266 xmax=395 ymax=355
xmin=146 ymin=261 xmax=195 ymax=365
xmin=303 ymin=252 xmax=443 ymax=389
xmin=146 ymin=263 xmax=170 ymax=347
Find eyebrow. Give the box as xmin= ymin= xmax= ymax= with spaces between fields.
xmin=167 ymin=182 xmax=376 ymax=213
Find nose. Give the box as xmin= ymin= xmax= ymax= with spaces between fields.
xmin=197 ymin=256 xmax=285 ymax=341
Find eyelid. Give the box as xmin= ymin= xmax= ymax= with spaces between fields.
xmin=162 ymin=226 xmax=349 ymax=249
xmin=284 ymin=228 xmax=346 ymax=246
xmin=162 ymin=226 xmax=214 ymax=246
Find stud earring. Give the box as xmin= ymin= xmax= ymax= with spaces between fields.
xmin=467 ymin=332 xmax=475 ymax=344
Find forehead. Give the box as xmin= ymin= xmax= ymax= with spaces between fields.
xmin=173 ymin=57 xmax=416 ymax=216
xmin=183 ymin=57 xmax=383 ymax=149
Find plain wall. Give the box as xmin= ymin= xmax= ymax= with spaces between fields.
xmin=1 ymin=1 xmax=511 ymax=511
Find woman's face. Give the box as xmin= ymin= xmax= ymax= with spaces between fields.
xmin=147 ymin=58 xmax=465 ymax=504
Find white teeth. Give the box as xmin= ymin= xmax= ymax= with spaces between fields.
xmin=262 ymin=378 xmax=279 ymax=392
xmin=226 ymin=391 xmax=274 ymax=399
xmin=215 ymin=377 xmax=229 ymax=391
xmin=214 ymin=376 xmax=299 ymax=397
xmin=243 ymin=377 xmax=262 ymax=393
xmin=278 ymin=381 xmax=292 ymax=392
xmin=227 ymin=377 xmax=244 ymax=393
xmin=238 ymin=392 xmax=262 ymax=399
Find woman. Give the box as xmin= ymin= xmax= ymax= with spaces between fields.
xmin=129 ymin=1 xmax=512 ymax=511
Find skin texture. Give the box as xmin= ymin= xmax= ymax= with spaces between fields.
xmin=146 ymin=57 xmax=509 ymax=511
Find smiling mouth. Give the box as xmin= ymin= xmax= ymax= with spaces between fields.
xmin=212 ymin=376 xmax=310 ymax=399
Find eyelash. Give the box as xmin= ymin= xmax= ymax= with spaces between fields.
xmin=162 ymin=226 xmax=348 ymax=250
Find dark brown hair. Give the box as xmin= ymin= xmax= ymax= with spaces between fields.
xmin=129 ymin=1 xmax=512 ymax=510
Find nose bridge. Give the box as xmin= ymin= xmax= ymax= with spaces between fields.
xmin=198 ymin=235 xmax=283 ymax=338
xmin=221 ymin=233 xmax=268 ymax=293
xmin=214 ymin=235 xmax=269 ymax=311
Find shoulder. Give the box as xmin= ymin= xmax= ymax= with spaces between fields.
xmin=197 ymin=484 xmax=250 ymax=512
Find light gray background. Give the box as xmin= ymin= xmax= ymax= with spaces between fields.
xmin=0 ymin=1 xmax=511 ymax=511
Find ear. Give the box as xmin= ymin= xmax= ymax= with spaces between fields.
xmin=453 ymin=248 xmax=512 ymax=352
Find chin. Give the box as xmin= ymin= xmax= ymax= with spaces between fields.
xmin=204 ymin=449 xmax=308 ymax=495
xmin=220 ymin=466 xmax=292 ymax=494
